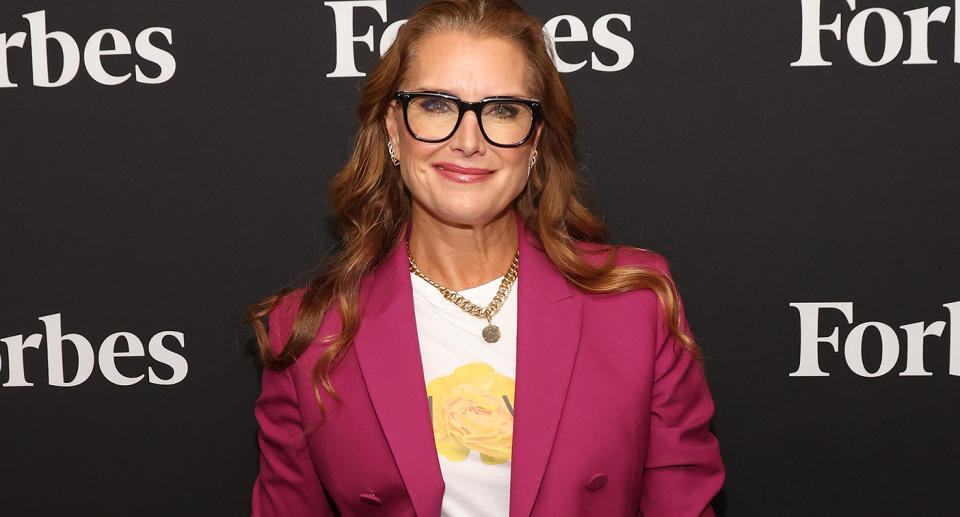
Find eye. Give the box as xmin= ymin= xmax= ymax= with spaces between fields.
xmin=414 ymin=96 xmax=456 ymax=114
xmin=485 ymin=102 xmax=521 ymax=119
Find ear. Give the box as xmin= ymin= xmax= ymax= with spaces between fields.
xmin=384 ymin=101 xmax=402 ymax=149
xmin=530 ymin=120 xmax=544 ymax=152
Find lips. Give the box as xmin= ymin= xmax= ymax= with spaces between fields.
xmin=433 ymin=162 xmax=496 ymax=183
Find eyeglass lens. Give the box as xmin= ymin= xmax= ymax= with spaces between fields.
xmin=406 ymin=95 xmax=534 ymax=146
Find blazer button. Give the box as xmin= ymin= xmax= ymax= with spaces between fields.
xmin=585 ymin=473 xmax=608 ymax=491
xmin=359 ymin=492 xmax=382 ymax=506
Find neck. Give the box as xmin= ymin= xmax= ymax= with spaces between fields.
xmin=407 ymin=205 xmax=519 ymax=292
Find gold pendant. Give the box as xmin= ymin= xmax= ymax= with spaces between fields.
xmin=482 ymin=323 xmax=501 ymax=343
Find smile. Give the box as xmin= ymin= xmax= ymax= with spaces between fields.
xmin=433 ymin=163 xmax=496 ymax=183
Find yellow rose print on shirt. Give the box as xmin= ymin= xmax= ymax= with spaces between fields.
xmin=426 ymin=362 xmax=515 ymax=465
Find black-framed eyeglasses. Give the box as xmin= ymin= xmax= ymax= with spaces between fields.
xmin=394 ymin=91 xmax=541 ymax=148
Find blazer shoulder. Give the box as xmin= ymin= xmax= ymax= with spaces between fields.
xmin=265 ymin=287 xmax=307 ymax=356
xmin=575 ymin=241 xmax=671 ymax=276
xmin=266 ymin=285 xmax=350 ymax=359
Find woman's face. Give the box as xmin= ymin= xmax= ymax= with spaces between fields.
xmin=385 ymin=31 xmax=539 ymax=229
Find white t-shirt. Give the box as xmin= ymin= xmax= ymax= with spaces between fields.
xmin=411 ymin=272 xmax=518 ymax=517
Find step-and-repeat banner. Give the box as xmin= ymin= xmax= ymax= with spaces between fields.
xmin=1 ymin=1 xmax=957 ymax=515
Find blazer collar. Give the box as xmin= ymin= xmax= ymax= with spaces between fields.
xmin=352 ymin=218 xmax=582 ymax=517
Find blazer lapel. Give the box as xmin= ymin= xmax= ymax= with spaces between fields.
xmin=353 ymin=239 xmax=444 ymax=517
xmin=510 ymin=225 xmax=583 ymax=517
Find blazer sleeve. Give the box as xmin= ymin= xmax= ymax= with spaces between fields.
xmin=251 ymin=296 xmax=335 ymax=517
xmin=638 ymin=257 xmax=725 ymax=517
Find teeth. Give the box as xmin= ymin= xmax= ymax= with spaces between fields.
xmin=437 ymin=165 xmax=445 ymax=170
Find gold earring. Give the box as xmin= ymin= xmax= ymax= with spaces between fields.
xmin=387 ymin=141 xmax=400 ymax=167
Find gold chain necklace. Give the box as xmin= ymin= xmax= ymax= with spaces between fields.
xmin=407 ymin=243 xmax=519 ymax=343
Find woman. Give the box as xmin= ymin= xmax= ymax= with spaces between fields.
xmin=247 ymin=0 xmax=724 ymax=515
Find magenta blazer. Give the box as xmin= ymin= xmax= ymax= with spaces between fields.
xmin=252 ymin=223 xmax=724 ymax=517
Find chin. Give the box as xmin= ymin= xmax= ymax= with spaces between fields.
xmin=434 ymin=209 xmax=500 ymax=228
xmin=409 ymin=177 xmax=525 ymax=228
xmin=437 ymin=201 xmax=518 ymax=229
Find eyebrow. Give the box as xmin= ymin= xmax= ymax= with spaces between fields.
xmin=405 ymin=86 xmax=532 ymax=99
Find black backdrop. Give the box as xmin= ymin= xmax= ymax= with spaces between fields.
xmin=2 ymin=1 xmax=958 ymax=515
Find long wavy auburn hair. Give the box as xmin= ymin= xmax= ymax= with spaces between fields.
xmin=246 ymin=0 xmax=703 ymax=414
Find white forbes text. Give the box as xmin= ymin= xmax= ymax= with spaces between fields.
xmin=790 ymin=301 xmax=959 ymax=377
xmin=0 ymin=10 xmax=175 ymax=88
xmin=0 ymin=313 xmax=188 ymax=387
xmin=323 ymin=0 xmax=634 ymax=77
xmin=793 ymin=0 xmax=960 ymax=66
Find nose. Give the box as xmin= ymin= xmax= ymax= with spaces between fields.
xmin=448 ymin=110 xmax=486 ymax=157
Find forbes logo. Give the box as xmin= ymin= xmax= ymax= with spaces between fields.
xmin=793 ymin=0 xmax=960 ymax=66
xmin=790 ymin=302 xmax=959 ymax=377
xmin=0 ymin=10 xmax=175 ymax=88
xmin=0 ymin=313 xmax=188 ymax=387
xmin=323 ymin=0 xmax=634 ymax=77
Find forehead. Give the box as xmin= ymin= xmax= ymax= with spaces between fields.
xmin=404 ymin=31 xmax=531 ymax=100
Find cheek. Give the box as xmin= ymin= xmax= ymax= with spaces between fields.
xmin=502 ymin=151 xmax=531 ymax=182
xmin=490 ymin=150 xmax=532 ymax=198
xmin=398 ymin=130 xmax=437 ymax=160
xmin=396 ymin=140 xmax=441 ymax=194
xmin=399 ymin=139 xmax=440 ymax=176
